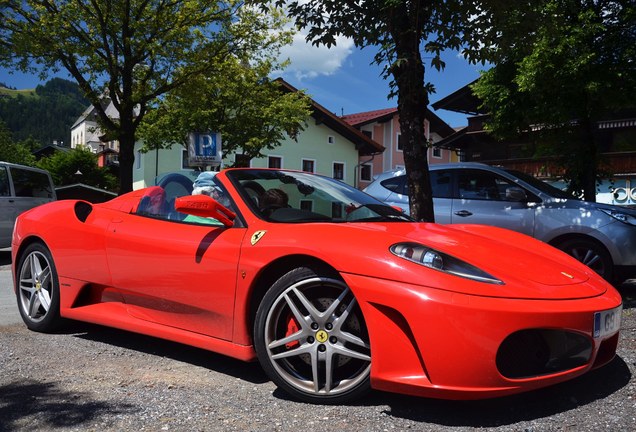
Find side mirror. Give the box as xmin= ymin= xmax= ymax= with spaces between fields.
xmin=505 ymin=186 xmax=528 ymax=202
xmin=174 ymin=195 xmax=236 ymax=227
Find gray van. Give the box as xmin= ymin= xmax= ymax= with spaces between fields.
xmin=364 ymin=162 xmax=636 ymax=283
xmin=0 ymin=162 xmax=56 ymax=248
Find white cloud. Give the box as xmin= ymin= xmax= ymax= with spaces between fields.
xmin=279 ymin=29 xmax=354 ymax=80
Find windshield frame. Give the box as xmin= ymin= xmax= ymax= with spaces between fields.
xmin=226 ymin=169 xmax=413 ymax=223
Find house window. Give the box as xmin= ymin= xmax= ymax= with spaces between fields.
xmin=300 ymin=200 xmax=313 ymax=211
xmin=182 ymin=149 xmax=194 ymax=169
xmin=302 ymin=159 xmax=315 ymax=173
xmin=331 ymin=202 xmax=343 ymax=219
xmin=432 ymin=146 xmax=442 ymax=159
xmin=235 ymin=154 xmax=251 ymax=167
xmin=268 ymin=156 xmax=282 ymax=169
xmin=333 ymin=162 xmax=345 ymax=180
xmin=360 ymin=163 xmax=372 ymax=182
xmin=328 ymin=136 xmax=335 ymax=144
xmin=136 ymin=150 xmax=141 ymax=169
xmin=362 ymin=130 xmax=372 ymax=138
xmin=397 ymin=133 xmax=403 ymax=152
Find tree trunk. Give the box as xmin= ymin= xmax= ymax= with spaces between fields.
xmin=580 ymin=118 xmax=598 ymax=202
xmin=390 ymin=11 xmax=435 ymax=222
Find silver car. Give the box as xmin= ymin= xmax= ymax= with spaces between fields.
xmin=364 ymin=162 xmax=636 ymax=283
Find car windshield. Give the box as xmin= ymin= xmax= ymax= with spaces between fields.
xmin=227 ymin=169 xmax=412 ymax=223
xmin=505 ymin=169 xmax=576 ymax=200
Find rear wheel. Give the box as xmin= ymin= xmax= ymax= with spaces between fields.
xmin=16 ymin=242 xmax=62 ymax=332
xmin=556 ymin=238 xmax=613 ymax=282
xmin=254 ymin=267 xmax=371 ymax=404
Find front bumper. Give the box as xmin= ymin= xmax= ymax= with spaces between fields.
xmin=342 ymin=273 xmax=622 ymax=400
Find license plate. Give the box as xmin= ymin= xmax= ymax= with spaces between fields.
xmin=594 ymin=306 xmax=622 ymax=338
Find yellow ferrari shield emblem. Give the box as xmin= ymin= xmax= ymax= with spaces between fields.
xmin=316 ymin=330 xmax=328 ymax=343
xmin=250 ymin=230 xmax=266 ymax=245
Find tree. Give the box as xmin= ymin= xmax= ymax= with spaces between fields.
xmin=272 ymin=0 xmax=487 ymax=221
xmin=0 ymin=120 xmax=37 ymax=166
xmin=138 ymin=39 xmax=311 ymax=165
xmin=470 ymin=0 xmax=636 ymax=201
xmin=36 ymin=147 xmax=118 ymax=191
xmin=1 ymin=1 xmax=290 ymax=193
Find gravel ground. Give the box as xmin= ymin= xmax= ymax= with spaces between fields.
xmin=1 ymin=259 xmax=636 ymax=431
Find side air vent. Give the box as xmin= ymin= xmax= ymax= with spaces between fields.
xmin=74 ymin=201 xmax=93 ymax=222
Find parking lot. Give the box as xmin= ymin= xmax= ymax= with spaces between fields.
xmin=1 ymin=250 xmax=636 ymax=431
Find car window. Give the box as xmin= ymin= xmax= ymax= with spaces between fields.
xmin=10 ymin=167 xmax=55 ymax=198
xmin=457 ymin=170 xmax=522 ymax=202
xmin=431 ymin=170 xmax=453 ymax=198
xmin=380 ymin=176 xmax=406 ymax=195
xmin=0 ymin=167 xmax=9 ymax=197
xmin=135 ymin=184 xmax=231 ymax=226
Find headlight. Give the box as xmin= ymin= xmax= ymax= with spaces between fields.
xmin=600 ymin=208 xmax=636 ymax=226
xmin=390 ymin=243 xmax=504 ymax=285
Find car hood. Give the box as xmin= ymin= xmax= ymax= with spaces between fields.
xmin=265 ymin=222 xmax=608 ymax=300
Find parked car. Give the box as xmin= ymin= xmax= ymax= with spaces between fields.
xmin=0 ymin=161 xmax=56 ymax=248
xmin=12 ymin=168 xmax=621 ymax=404
xmin=364 ymin=163 xmax=636 ymax=283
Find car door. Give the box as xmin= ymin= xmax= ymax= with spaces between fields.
xmin=105 ymin=205 xmax=247 ymax=341
xmin=0 ymin=167 xmax=14 ymax=247
xmin=450 ymin=168 xmax=536 ymax=236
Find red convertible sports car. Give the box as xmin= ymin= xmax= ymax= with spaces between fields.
xmin=12 ymin=168 xmax=622 ymax=404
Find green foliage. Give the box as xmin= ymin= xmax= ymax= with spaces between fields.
xmin=36 ymin=147 xmax=118 ymax=191
xmin=0 ymin=120 xmax=37 ymax=166
xmin=138 ymin=58 xmax=312 ymax=164
xmin=1 ymin=1 xmax=291 ymax=193
xmin=0 ymin=78 xmax=88 ymax=146
xmin=266 ymin=0 xmax=487 ymax=221
xmin=471 ymin=0 xmax=636 ymax=201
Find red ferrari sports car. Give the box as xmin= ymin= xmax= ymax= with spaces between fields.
xmin=12 ymin=168 xmax=622 ymax=404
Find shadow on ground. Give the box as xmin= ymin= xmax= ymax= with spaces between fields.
xmin=356 ymin=355 xmax=631 ymax=427
xmin=66 ymin=322 xmax=269 ymax=385
xmin=0 ymin=379 xmax=137 ymax=431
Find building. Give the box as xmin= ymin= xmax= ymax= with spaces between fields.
xmin=432 ymin=81 xmax=636 ymax=205
xmin=341 ymin=107 xmax=458 ymax=189
xmin=130 ymin=79 xmax=385 ymax=190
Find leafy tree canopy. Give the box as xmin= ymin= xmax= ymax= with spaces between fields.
xmin=36 ymin=146 xmax=118 ymax=190
xmin=0 ymin=120 xmax=37 ymax=166
xmin=138 ymin=57 xmax=312 ymax=164
xmin=1 ymin=1 xmax=291 ymax=193
xmin=471 ymin=0 xmax=636 ymax=200
xmin=267 ymin=0 xmax=501 ymax=221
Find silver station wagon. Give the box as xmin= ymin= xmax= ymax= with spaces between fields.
xmin=364 ymin=162 xmax=636 ymax=283
xmin=0 ymin=162 xmax=56 ymax=249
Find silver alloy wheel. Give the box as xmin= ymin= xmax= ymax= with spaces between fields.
xmin=263 ymin=277 xmax=371 ymax=397
xmin=18 ymin=250 xmax=54 ymax=323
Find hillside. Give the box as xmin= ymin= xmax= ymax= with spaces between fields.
xmin=0 ymin=78 xmax=89 ymax=147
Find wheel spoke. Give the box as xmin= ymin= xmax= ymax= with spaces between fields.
xmin=38 ymin=289 xmax=51 ymax=312
xmin=324 ymin=350 xmax=334 ymax=393
xmin=337 ymin=330 xmax=370 ymax=350
xmin=323 ymin=287 xmax=350 ymax=321
xmin=290 ymin=285 xmax=322 ymax=321
xmin=28 ymin=293 xmax=42 ymax=317
xmin=268 ymin=330 xmax=305 ymax=350
xmin=331 ymin=343 xmax=371 ymax=362
xmin=271 ymin=343 xmax=314 ymax=360
xmin=283 ymin=291 xmax=312 ymax=329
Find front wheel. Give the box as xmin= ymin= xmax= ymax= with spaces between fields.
xmin=16 ymin=242 xmax=62 ymax=332
xmin=556 ymin=238 xmax=614 ymax=282
xmin=254 ymin=267 xmax=371 ymax=404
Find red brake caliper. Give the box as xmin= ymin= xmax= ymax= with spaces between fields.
xmin=285 ymin=314 xmax=300 ymax=349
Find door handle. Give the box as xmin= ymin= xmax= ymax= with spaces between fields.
xmin=454 ymin=210 xmax=473 ymax=217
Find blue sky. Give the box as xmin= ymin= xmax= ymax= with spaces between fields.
xmin=0 ymin=34 xmax=485 ymax=128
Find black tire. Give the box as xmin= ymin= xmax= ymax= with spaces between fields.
xmin=15 ymin=242 xmax=63 ymax=332
xmin=254 ymin=267 xmax=371 ymax=404
xmin=556 ymin=238 xmax=614 ymax=282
